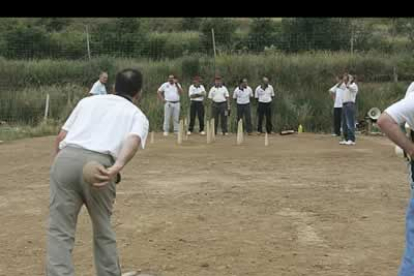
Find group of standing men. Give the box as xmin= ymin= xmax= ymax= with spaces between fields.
xmin=329 ymin=73 xmax=359 ymax=146
xmin=157 ymin=75 xmax=276 ymax=137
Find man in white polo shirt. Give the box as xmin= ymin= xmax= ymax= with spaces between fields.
xmin=157 ymin=74 xmax=183 ymax=136
xmin=89 ymin=71 xmax=108 ymax=95
xmin=378 ymin=94 xmax=414 ymax=276
xmin=339 ymin=73 xmax=359 ymax=146
xmin=329 ymin=75 xmax=344 ymax=137
xmin=208 ymin=76 xmax=230 ymax=135
xmin=255 ymin=77 xmax=275 ymax=134
xmin=187 ymin=76 xmax=206 ymax=135
xmin=47 ymin=68 xmax=149 ymax=276
xmin=233 ymin=78 xmax=253 ymax=135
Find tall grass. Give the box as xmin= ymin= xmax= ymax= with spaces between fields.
xmin=0 ymin=52 xmax=412 ymax=134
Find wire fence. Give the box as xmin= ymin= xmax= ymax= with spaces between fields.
xmin=0 ymin=18 xmax=413 ymax=133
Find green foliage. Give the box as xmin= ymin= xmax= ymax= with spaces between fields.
xmin=181 ymin=18 xmax=202 ymax=31
xmin=247 ymin=18 xmax=278 ymax=52
xmin=200 ymin=18 xmax=237 ymax=53
xmin=281 ymin=18 xmax=352 ymax=52
xmin=91 ymin=18 xmax=147 ymax=57
xmin=0 ymin=52 xmax=411 ymax=134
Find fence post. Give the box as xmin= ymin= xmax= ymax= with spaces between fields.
xmin=86 ymin=25 xmax=91 ymax=61
xmin=211 ymin=28 xmax=217 ymax=75
xmin=44 ymin=94 xmax=50 ymax=121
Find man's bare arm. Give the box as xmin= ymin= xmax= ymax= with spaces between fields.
xmin=378 ymin=113 xmax=414 ymax=156
xmin=157 ymin=91 xmax=165 ymax=102
xmin=54 ymin=129 xmax=67 ymax=156
xmin=94 ymin=135 xmax=142 ymax=186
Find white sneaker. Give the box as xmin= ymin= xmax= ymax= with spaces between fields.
xmin=187 ymin=131 xmax=192 ymax=135
xmin=200 ymin=131 xmax=206 ymax=135
xmin=345 ymin=140 xmax=356 ymax=146
xmin=339 ymin=140 xmax=347 ymax=145
xmin=332 ymin=133 xmax=338 ymax=137
xmin=163 ymin=132 xmax=168 ymax=137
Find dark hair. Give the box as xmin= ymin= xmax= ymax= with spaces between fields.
xmin=115 ymin=68 xmax=143 ymax=97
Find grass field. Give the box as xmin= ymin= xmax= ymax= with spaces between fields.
xmin=0 ymin=132 xmax=410 ymax=276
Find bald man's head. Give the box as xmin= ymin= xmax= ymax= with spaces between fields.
xmin=115 ymin=69 xmax=143 ymax=98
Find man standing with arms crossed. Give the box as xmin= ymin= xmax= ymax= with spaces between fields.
xmin=329 ymin=75 xmax=344 ymax=137
xmin=157 ymin=74 xmax=183 ymax=136
xmin=47 ymin=68 xmax=149 ymax=276
xmin=208 ymin=76 xmax=230 ymax=135
xmin=187 ymin=76 xmax=206 ymax=136
xmin=89 ymin=71 xmax=109 ymax=95
xmin=233 ymin=78 xmax=254 ymax=135
xmin=255 ymin=77 xmax=275 ymax=135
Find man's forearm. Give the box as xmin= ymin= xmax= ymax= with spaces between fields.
xmin=54 ymin=130 xmax=67 ymax=156
xmin=157 ymin=92 xmax=165 ymax=102
xmin=112 ymin=135 xmax=141 ymax=172
xmin=378 ymin=113 xmax=414 ymax=156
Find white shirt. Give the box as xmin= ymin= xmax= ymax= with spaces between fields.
xmin=342 ymin=82 xmax=358 ymax=103
xmin=385 ymin=95 xmax=414 ymax=129
xmin=60 ymin=95 xmax=149 ymax=159
xmin=208 ymin=86 xmax=229 ymax=103
xmin=255 ymin=85 xmax=275 ymax=103
xmin=329 ymin=84 xmax=344 ymax=108
xmin=189 ymin=84 xmax=206 ymax=102
xmin=233 ymin=86 xmax=253 ymax=104
xmin=158 ymin=82 xmax=181 ymax=102
xmin=405 ymin=82 xmax=414 ymax=98
xmin=89 ymin=80 xmax=107 ymax=95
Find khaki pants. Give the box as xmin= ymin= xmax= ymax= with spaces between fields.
xmin=46 ymin=146 xmax=121 ymax=276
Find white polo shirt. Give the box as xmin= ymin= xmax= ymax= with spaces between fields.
xmin=89 ymin=80 xmax=107 ymax=95
xmin=342 ymin=82 xmax=358 ymax=103
xmin=329 ymin=84 xmax=344 ymax=108
xmin=385 ymin=95 xmax=414 ymax=129
xmin=158 ymin=82 xmax=181 ymax=102
xmin=405 ymin=82 xmax=414 ymax=98
xmin=255 ymin=85 xmax=275 ymax=103
xmin=60 ymin=95 xmax=149 ymax=159
xmin=189 ymin=84 xmax=206 ymax=102
xmin=208 ymin=86 xmax=229 ymax=103
xmin=233 ymin=86 xmax=253 ymax=104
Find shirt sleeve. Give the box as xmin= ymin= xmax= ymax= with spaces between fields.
xmin=128 ymin=112 xmax=149 ymax=150
xmin=233 ymin=88 xmax=238 ymax=99
xmin=188 ymin=85 xmax=194 ymax=97
xmin=405 ymin=82 xmax=414 ymax=98
xmin=208 ymin=88 xmax=214 ymax=99
xmin=62 ymin=99 xmax=84 ymax=131
xmin=271 ymin=86 xmax=275 ymax=97
xmin=89 ymin=82 xmax=99 ymax=95
xmin=349 ymin=83 xmax=358 ymax=94
xmin=224 ymin=87 xmax=229 ymax=98
xmin=249 ymin=87 xmax=253 ymax=97
xmin=254 ymin=87 xmax=259 ymax=98
xmin=158 ymin=83 xmax=166 ymax=92
xmin=329 ymin=85 xmax=337 ymax=94
xmin=385 ymin=97 xmax=414 ymax=126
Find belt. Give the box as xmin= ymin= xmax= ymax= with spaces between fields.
xmin=343 ymin=102 xmax=355 ymax=105
xmin=213 ymin=101 xmax=226 ymax=104
xmin=167 ymin=101 xmax=179 ymax=103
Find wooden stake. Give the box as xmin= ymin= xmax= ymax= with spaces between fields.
xmin=178 ymin=120 xmax=183 ymax=145
xmin=210 ymin=118 xmax=215 ymax=141
xmin=184 ymin=118 xmax=189 ymax=140
xmin=206 ymin=120 xmax=211 ymax=144
xmin=265 ymin=132 xmax=269 ymax=146
xmin=237 ymin=119 xmax=244 ymax=145
xmin=44 ymin=93 xmax=50 ymax=121
xmin=150 ymin=131 xmax=155 ymax=144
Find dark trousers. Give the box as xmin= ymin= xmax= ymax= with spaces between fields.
xmin=257 ymin=102 xmax=272 ymax=133
xmin=342 ymin=102 xmax=356 ymax=142
xmin=236 ymin=103 xmax=253 ymax=133
xmin=333 ymin=107 xmax=342 ymax=136
xmin=188 ymin=101 xmax=205 ymax=132
xmin=211 ymin=101 xmax=228 ymax=134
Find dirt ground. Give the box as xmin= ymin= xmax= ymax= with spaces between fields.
xmin=0 ymin=133 xmax=411 ymax=276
